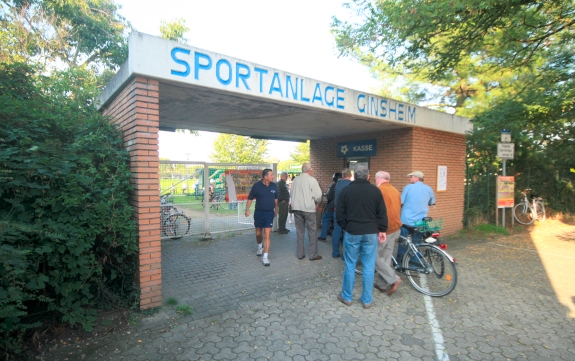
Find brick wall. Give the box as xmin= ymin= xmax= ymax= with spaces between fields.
xmin=102 ymin=77 xmax=162 ymax=309
xmin=310 ymin=127 xmax=466 ymax=236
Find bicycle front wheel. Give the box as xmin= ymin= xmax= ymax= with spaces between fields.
xmin=513 ymin=202 xmax=535 ymax=225
xmin=402 ymin=245 xmax=457 ymax=297
xmin=165 ymin=213 xmax=191 ymax=239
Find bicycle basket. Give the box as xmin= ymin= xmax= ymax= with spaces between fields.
xmin=414 ymin=218 xmax=443 ymax=231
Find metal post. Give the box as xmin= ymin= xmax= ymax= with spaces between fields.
xmin=466 ymin=162 xmax=470 ymax=228
xmin=202 ymin=163 xmax=212 ymax=240
xmin=502 ymin=159 xmax=506 ymax=228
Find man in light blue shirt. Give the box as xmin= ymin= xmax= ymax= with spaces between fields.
xmin=398 ymin=171 xmax=435 ymax=260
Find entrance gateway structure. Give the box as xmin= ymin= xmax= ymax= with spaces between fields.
xmin=97 ymin=32 xmax=472 ymax=309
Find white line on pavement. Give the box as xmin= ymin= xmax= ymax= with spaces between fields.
xmin=421 ymin=277 xmax=450 ymax=361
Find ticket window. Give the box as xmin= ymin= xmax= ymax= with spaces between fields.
xmin=345 ymin=157 xmax=370 ymax=180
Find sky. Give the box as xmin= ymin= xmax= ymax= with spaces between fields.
xmin=115 ymin=0 xmax=381 ymax=161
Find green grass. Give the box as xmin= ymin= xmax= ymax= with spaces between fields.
xmin=165 ymin=297 xmax=178 ymax=307
xmin=462 ymin=223 xmax=510 ymax=237
xmin=175 ymin=305 xmax=193 ymax=315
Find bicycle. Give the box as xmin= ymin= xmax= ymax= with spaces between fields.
xmin=160 ymin=193 xmax=191 ymax=239
xmin=392 ymin=218 xmax=458 ymax=297
xmin=202 ymin=190 xmax=225 ymax=210
xmin=513 ymin=189 xmax=545 ymax=225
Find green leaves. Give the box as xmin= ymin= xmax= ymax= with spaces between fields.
xmin=0 ymin=63 xmax=138 ymax=354
xmin=211 ymin=134 xmax=269 ymax=163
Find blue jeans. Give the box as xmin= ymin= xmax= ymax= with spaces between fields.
xmin=319 ymin=211 xmax=334 ymax=238
xmin=397 ymin=226 xmax=423 ymax=261
xmin=340 ymin=232 xmax=378 ymax=305
xmin=331 ymin=221 xmax=343 ymax=258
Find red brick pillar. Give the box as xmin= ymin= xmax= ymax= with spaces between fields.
xmin=102 ymin=77 xmax=162 ymax=309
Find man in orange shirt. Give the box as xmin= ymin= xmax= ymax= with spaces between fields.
xmin=374 ymin=171 xmax=403 ymax=295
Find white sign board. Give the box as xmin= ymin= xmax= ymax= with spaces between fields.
xmin=497 ymin=143 xmax=515 ymax=159
xmin=437 ymin=166 xmax=447 ymax=192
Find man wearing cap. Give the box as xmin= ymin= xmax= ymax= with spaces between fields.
xmin=399 ymin=171 xmax=436 ymax=259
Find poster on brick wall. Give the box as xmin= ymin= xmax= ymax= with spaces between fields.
xmin=437 ymin=166 xmax=447 ymax=192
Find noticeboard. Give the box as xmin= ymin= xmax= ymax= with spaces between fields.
xmin=225 ymin=170 xmax=262 ymax=201
xmin=497 ymin=176 xmax=515 ymax=208
xmin=437 ymin=166 xmax=447 ymax=192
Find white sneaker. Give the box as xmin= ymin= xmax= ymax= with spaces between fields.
xmin=262 ymin=256 xmax=270 ymax=266
xmin=256 ymin=248 xmax=263 ymax=256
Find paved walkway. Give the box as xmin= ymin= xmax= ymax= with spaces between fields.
xmin=44 ymin=220 xmax=575 ymax=360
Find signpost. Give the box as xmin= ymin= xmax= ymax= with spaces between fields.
xmin=497 ymin=130 xmax=514 ymax=227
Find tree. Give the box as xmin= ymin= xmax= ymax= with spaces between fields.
xmin=0 ymin=63 xmax=137 ymax=354
xmin=211 ymin=134 xmax=269 ymax=163
xmin=290 ymin=140 xmax=309 ymax=164
xmin=331 ymin=0 xmax=575 ymax=82
xmin=331 ymin=0 xmax=575 ymax=215
xmin=160 ymin=18 xmax=189 ymax=43
xmin=0 ymin=0 xmax=130 ymax=72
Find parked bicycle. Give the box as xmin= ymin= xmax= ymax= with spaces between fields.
xmin=513 ymin=189 xmax=545 ymax=225
xmin=202 ymin=190 xmax=225 ymax=210
xmin=160 ymin=193 xmax=191 ymax=239
xmin=393 ymin=218 xmax=458 ymax=297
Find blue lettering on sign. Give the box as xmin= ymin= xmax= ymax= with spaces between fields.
xmin=286 ymin=76 xmax=298 ymax=99
xmin=269 ymin=72 xmax=283 ymax=96
xmin=312 ymin=83 xmax=323 ymax=104
xmin=325 ymin=86 xmax=335 ymax=107
xmin=168 ymin=47 xmax=418 ymax=123
xmin=236 ymin=63 xmax=251 ymax=89
xmin=216 ymin=59 xmax=232 ymax=85
xmin=354 ymin=93 xmax=416 ymax=123
xmin=300 ymin=79 xmax=310 ymax=103
xmin=337 ymin=139 xmax=377 ymax=158
xmin=254 ymin=67 xmax=268 ymax=93
xmin=380 ymin=99 xmax=387 ymax=117
xmin=171 ymin=48 xmax=191 ymax=77
xmin=336 ymin=89 xmax=345 ymax=109
xmin=194 ymin=52 xmax=212 ymax=80
xmin=357 ymin=94 xmax=366 ymax=113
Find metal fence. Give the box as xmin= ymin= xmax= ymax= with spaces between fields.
xmin=159 ymin=161 xmax=276 ymax=239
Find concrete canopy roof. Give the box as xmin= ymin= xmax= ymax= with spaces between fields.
xmin=97 ymin=32 xmax=472 ymax=142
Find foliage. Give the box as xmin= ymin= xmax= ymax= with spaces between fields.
xmin=277 ymin=159 xmax=299 ymax=172
xmin=0 ymin=63 xmax=138 ymax=354
xmin=289 ymin=140 xmax=309 ymax=164
xmin=332 ymin=0 xmax=575 ymax=82
xmin=332 ymin=0 xmax=575 ymax=216
xmin=211 ymin=134 xmax=268 ymax=163
xmin=0 ymin=0 xmax=130 ymax=72
xmin=160 ymin=18 xmax=189 ymax=44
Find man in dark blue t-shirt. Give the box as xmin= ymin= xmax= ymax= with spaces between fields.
xmin=245 ymin=168 xmax=278 ymax=266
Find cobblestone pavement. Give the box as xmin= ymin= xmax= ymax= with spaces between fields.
xmin=44 ymin=220 xmax=575 ymax=360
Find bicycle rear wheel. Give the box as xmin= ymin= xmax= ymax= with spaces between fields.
xmin=513 ymin=202 xmax=535 ymax=225
xmin=536 ymin=201 xmax=545 ymax=222
xmin=402 ymin=245 xmax=457 ymax=297
xmin=165 ymin=213 xmax=191 ymax=239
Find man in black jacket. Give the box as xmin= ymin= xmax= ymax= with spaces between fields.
xmin=336 ymin=166 xmax=388 ymax=309
xmin=318 ymin=172 xmax=342 ymax=241
xmin=277 ymin=172 xmax=290 ymax=234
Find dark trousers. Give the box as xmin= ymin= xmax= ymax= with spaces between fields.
xmin=278 ymin=201 xmax=288 ymax=231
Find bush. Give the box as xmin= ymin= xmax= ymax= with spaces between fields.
xmin=0 ymin=63 xmax=138 ymax=355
